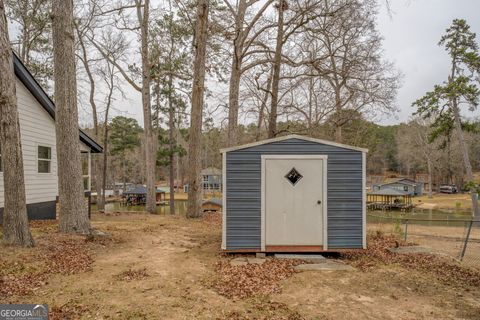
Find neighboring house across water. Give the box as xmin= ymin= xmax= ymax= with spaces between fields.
xmin=0 ymin=53 xmax=102 ymax=221
xmin=184 ymin=167 xmax=222 ymax=193
xmin=372 ymin=178 xmax=423 ymax=196
xmin=201 ymin=167 xmax=222 ymax=190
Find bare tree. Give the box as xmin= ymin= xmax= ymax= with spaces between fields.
xmin=98 ymin=62 xmax=119 ymax=211
xmin=267 ymin=0 xmax=286 ymax=138
xmin=135 ymin=0 xmax=156 ymax=214
xmin=304 ymin=0 xmax=400 ymax=143
xmin=223 ymin=0 xmax=274 ymax=146
xmin=87 ymin=0 xmax=157 ymax=214
xmin=0 ymin=0 xmax=34 ymax=247
xmin=51 ymin=0 xmax=91 ymax=233
xmin=75 ymin=9 xmax=104 ymax=209
xmin=187 ymin=0 xmax=210 ymax=218
xmin=396 ymin=120 xmax=439 ymax=198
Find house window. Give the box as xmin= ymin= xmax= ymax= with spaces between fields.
xmin=404 ymin=186 xmax=408 ymax=192
xmin=38 ymin=146 xmax=52 ymax=173
xmin=203 ymin=175 xmax=209 ymax=189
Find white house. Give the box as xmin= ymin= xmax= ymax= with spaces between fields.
xmin=0 ymin=53 xmax=102 ymax=220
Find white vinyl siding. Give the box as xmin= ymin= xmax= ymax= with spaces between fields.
xmin=0 ymin=79 xmax=58 ymax=207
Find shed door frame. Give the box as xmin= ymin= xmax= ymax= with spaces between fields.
xmin=261 ymin=155 xmax=328 ymax=251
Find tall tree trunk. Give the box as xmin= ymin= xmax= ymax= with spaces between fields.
xmin=122 ymin=157 xmax=127 ymax=192
xmin=52 ymin=0 xmax=90 ymax=234
xmin=75 ymin=25 xmax=104 ymax=211
xmin=226 ymin=0 xmax=247 ymax=147
xmin=101 ymin=128 xmax=108 ymax=211
xmin=452 ymin=102 xmax=480 ymax=219
xmin=227 ymin=60 xmax=241 ymax=146
xmin=168 ymin=75 xmax=175 ymax=214
xmin=255 ymin=70 xmax=273 ymax=141
xmin=100 ymin=65 xmax=115 ymax=212
xmin=449 ymin=60 xmax=480 ymax=219
xmin=136 ymin=0 xmax=156 ymax=214
xmin=187 ymin=0 xmax=209 ymax=218
xmin=333 ymin=85 xmax=343 ymax=143
xmin=0 ymin=1 xmax=34 ymax=247
xmin=427 ymin=159 xmax=433 ymax=199
xmin=268 ymin=0 xmax=285 ymax=139
xmin=334 ymin=124 xmax=342 ymax=143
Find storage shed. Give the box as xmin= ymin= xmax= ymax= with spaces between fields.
xmin=220 ymin=135 xmax=368 ymax=252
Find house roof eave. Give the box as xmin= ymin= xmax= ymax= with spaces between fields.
xmin=13 ymin=52 xmax=103 ymax=153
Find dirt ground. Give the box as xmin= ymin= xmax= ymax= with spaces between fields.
xmin=415 ymin=193 xmax=476 ymax=210
xmin=1 ymin=212 xmax=480 ymax=319
xmin=369 ymin=221 xmax=480 ymax=268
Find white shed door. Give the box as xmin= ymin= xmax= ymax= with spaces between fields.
xmin=265 ymin=158 xmax=324 ymax=246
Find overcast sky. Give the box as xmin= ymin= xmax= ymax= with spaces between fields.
xmin=377 ymin=0 xmax=480 ymax=124
xmin=74 ymin=0 xmax=480 ymax=127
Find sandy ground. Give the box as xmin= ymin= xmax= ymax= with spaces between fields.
xmin=414 ymin=193 xmax=476 ymax=210
xmin=2 ymin=213 xmax=480 ymax=319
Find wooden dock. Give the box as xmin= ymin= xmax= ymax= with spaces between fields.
xmin=367 ymin=189 xmax=414 ymax=211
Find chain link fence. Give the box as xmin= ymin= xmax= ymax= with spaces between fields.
xmin=368 ymin=215 xmax=480 ymax=270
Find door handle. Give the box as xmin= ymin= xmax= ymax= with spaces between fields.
xmin=317 ymin=200 xmax=322 ymax=204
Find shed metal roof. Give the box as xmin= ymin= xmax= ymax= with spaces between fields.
xmin=369 ymin=189 xmax=410 ymax=196
xmin=13 ymin=53 xmax=103 ymax=153
xmin=123 ymin=185 xmax=165 ymax=195
xmin=376 ymin=179 xmax=417 ymax=187
xmin=220 ymin=134 xmax=368 ymax=154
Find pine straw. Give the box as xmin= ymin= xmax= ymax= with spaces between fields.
xmin=50 ymin=302 xmax=92 ymax=320
xmin=340 ymin=231 xmax=480 ymax=288
xmin=221 ymin=300 xmax=305 ymax=320
xmin=0 ymin=233 xmax=94 ymax=298
xmin=202 ymin=212 xmax=222 ymax=229
xmin=40 ymin=234 xmax=93 ymax=275
xmin=0 ymin=270 xmax=48 ymax=297
xmin=115 ymin=267 xmax=150 ymax=281
xmin=214 ymin=258 xmax=304 ymax=299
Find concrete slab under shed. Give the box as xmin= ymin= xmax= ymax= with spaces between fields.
xmin=230 ymin=257 xmax=266 ymax=266
xmin=275 ymin=254 xmax=326 ymax=263
xmin=295 ymin=261 xmax=355 ymax=271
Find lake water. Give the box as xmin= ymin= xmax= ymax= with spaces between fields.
xmin=92 ymin=200 xmax=188 ymax=215
xmin=367 ymin=207 xmax=474 ymax=227
xmin=92 ymin=201 xmax=474 ymax=227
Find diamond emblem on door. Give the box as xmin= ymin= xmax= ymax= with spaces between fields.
xmin=285 ymin=167 xmax=303 ymax=186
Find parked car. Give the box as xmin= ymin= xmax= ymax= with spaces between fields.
xmin=439 ymin=185 xmax=458 ymax=194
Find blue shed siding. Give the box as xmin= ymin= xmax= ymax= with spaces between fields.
xmin=225 ymin=138 xmax=364 ymax=250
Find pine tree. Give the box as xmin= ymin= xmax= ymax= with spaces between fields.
xmin=413 ymin=19 xmax=480 ymax=219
